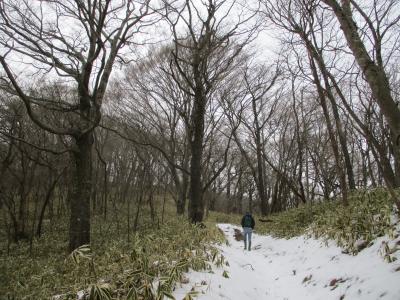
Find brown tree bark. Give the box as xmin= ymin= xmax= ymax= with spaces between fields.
xmin=188 ymin=82 xmax=207 ymax=223
xmin=69 ymin=131 xmax=93 ymax=251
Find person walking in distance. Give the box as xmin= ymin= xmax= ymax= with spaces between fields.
xmin=241 ymin=212 xmax=255 ymax=251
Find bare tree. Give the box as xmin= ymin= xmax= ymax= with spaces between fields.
xmin=163 ymin=0 xmax=257 ymax=222
xmin=261 ymin=0 xmax=400 ymax=209
xmin=223 ymin=60 xmax=281 ymax=215
xmin=113 ymin=47 xmax=192 ymax=215
xmin=320 ymin=0 xmax=400 ymax=164
xmin=0 ymin=0 xmax=155 ymax=251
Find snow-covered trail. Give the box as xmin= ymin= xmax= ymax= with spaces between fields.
xmin=173 ymin=224 xmax=400 ymax=300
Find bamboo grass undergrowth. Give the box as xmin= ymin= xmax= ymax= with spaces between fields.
xmin=1 ymin=203 xmax=225 ymax=300
xmin=210 ymin=188 xmax=399 ymax=256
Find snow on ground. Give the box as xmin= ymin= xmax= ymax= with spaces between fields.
xmin=173 ymin=224 xmax=400 ymax=300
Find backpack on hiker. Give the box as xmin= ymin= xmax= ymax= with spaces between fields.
xmin=243 ymin=214 xmax=253 ymax=228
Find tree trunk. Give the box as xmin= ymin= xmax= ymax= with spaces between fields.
xmin=188 ymin=128 xmax=205 ymax=222
xmin=68 ymin=131 xmax=93 ymax=252
xmin=188 ymin=84 xmax=206 ymax=223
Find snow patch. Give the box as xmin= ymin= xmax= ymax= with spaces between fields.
xmin=173 ymin=223 xmax=400 ymax=300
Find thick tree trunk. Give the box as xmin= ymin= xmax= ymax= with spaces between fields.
xmin=188 ymin=88 xmax=206 ymax=223
xmin=68 ymin=131 xmax=93 ymax=252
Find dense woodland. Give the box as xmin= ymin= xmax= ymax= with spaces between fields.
xmin=0 ymin=0 xmax=399 ymax=256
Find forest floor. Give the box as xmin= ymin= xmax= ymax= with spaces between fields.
xmin=173 ymin=223 xmax=400 ymax=300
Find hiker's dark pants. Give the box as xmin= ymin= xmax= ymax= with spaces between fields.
xmin=243 ymin=227 xmax=252 ymax=250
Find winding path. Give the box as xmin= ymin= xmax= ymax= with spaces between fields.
xmin=173 ymin=224 xmax=400 ymax=300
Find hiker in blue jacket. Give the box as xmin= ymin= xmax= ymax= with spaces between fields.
xmin=241 ymin=212 xmax=255 ymax=251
